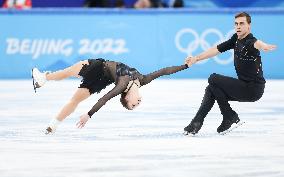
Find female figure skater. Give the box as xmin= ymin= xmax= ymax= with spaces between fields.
xmin=32 ymin=58 xmax=188 ymax=134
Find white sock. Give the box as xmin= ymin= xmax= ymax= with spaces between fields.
xmin=44 ymin=71 xmax=50 ymax=81
xmin=48 ymin=118 xmax=61 ymax=132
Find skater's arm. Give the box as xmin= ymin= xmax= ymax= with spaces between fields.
xmin=254 ymin=40 xmax=277 ymax=52
xmin=140 ymin=64 xmax=188 ymax=86
xmin=195 ymin=34 xmax=237 ymax=60
xmin=87 ymin=76 xmax=130 ymax=117
xmin=186 ymin=34 xmax=237 ymax=67
xmin=185 ymin=47 xmax=220 ymax=67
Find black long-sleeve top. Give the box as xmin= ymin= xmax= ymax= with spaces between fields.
xmin=217 ymin=33 xmax=265 ymax=84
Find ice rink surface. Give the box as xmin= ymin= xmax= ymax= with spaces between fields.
xmin=0 ymin=79 xmax=283 ymax=177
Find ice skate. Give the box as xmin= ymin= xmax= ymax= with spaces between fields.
xmin=45 ymin=126 xmax=54 ymax=135
xmin=219 ymin=121 xmax=245 ymax=135
xmin=183 ymin=120 xmax=203 ymax=135
xmin=32 ymin=68 xmax=47 ymax=93
xmin=217 ymin=112 xmax=242 ymax=134
xmin=45 ymin=118 xmax=61 ymax=135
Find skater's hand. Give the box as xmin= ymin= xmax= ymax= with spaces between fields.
xmin=262 ymin=44 xmax=277 ymax=52
xmin=185 ymin=56 xmax=198 ymax=67
xmin=76 ymin=114 xmax=90 ymax=129
xmin=254 ymin=40 xmax=277 ymax=52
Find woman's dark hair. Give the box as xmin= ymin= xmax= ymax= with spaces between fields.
xmin=120 ymin=92 xmax=130 ymax=110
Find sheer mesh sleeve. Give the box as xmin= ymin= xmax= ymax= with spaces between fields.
xmin=139 ymin=64 xmax=188 ymax=86
xmin=87 ymin=76 xmax=130 ymax=117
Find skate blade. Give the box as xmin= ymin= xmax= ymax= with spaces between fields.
xmin=31 ymin=68 xmax=42 ymax=93
xmin=45 ymin=127 xmax=54 ymax=135
xmin=183 ymin=131 xmax=197 ymax=136
xmin=219 ymin=121 xmax=245 ymax=135
xmin=31 ymin=68 xmax=37 ymax=93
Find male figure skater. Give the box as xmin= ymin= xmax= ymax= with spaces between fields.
xmin=184 ymin=12 xmax=277 ymax=135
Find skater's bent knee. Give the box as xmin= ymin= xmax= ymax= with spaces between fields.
xmin=250 ymin=94 xmax=263 ymax=102
xmin=208 ymin=73 xmax=218 ymax=85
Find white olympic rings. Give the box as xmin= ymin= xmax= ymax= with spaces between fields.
xmin=175 ymin=28 xmax=235 ymax=65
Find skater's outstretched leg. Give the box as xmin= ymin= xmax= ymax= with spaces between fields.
xmin=32 ymin=60 xmax=89 ymax=89
xmin=46 ymin=88 xmax=91 ymax=134
xmin=46 ymin=60 xmax=89 ymax=81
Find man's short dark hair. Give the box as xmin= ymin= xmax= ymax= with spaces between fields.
xmin=235 ymin=12 xmax=251 ymax=24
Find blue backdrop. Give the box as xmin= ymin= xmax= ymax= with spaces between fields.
xmin=0 ymin=9 xmax=282 ymax=79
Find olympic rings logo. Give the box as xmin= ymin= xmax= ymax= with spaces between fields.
xmin=175 ymin=28 xmax=235 ymax=65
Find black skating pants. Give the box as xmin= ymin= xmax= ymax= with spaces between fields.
xmin=193 ymin=73 xmax=265 ymax=122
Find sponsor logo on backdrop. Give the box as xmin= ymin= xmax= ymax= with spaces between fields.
xmin=6 ymin=38 xmax=129 ymax=59
xmin=175 ymin=28 xmax=235 ymax=65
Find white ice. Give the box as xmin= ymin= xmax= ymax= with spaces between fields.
xmin=0 ymin=79 xmax=284 ymax=177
